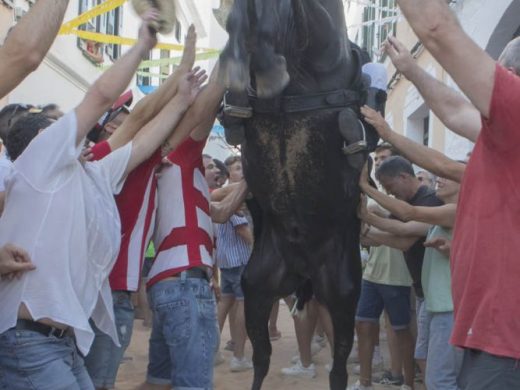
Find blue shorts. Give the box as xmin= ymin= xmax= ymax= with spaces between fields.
xmin=147 ymin=275 xmax=219 ymax=388
xmin=355 ymin=279 xmax=411 ymax=330
xmin=0 ymin=329 xmax=94 ymax=390
xmin=220 ymin=265 xmax=245 ymax=299
xmin=84 ymin=291 xmax=135 ymax=389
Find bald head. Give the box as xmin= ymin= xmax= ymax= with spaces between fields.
xmin=498 ymin=37 xmax=520 ymax=75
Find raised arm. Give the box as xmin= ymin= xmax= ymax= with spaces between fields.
xmin=75 ymin=12 xmax=158 ymax=146
xmin=384 ymin=36 xmax=481 ymax=142
xmin=0 ymin=0 xmax=70 ymax=99
xmin=361 ymin=227 xmax=417 ymax=252
xmin=107 ymin=25 xmax=198 ymax=151
xmin=125 ymin=69 xmax=206 ymax=176
xmin=358 ymin=195 xmax=430 ymax=237
xmin=362 ymin=106 xmax=466 ymax=183
xmin=162 ymin=62 xmax=225 ymax=154
xmin=396 ymin=0 xmax=496 ymax=118
xmin=210 ymin=180 xmax=249 ymax=224
xmin=359 ymin=164 xmax=457 ymax=228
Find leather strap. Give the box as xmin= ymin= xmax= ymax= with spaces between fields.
xmin=14 ymin=319 xmax=69 ymax=339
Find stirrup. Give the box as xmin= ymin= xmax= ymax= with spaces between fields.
xmin=342 ymin=120 xmax=368 ymax=155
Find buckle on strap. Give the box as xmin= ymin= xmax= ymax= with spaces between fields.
xmin=223 ymin=92 xmax=253 ymax=119
xmin=342 ymin=120 xmax=368 ymax=155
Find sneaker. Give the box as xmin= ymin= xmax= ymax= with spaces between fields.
xmin=229 ymin=356 xmax=253 ymax=372
xmin=224 ymin=340 xmax=235 ymax=352
xmin=375 ymin=371 xmax=404 ymax=386
xmin=347 ymin=380 xmax=374 ymax=390
xmin=400 ymin=386 xmax=413 ymax=390
xmin=281 ymin=360 xmax=316 ymax=378
xmin=290 ymin=341 xmax=323 ymax=364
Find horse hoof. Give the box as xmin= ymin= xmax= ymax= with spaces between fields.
xmin=255 ymin=56 xmax=290 ymax=98
xmin=219 ymin=56 xmax=251 ymax=93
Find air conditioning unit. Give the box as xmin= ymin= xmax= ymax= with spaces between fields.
xmin=13 ymin=6 xmax=26 ymax=21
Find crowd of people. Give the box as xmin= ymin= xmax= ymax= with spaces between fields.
xmin=0 ymin=0 xmax=519 ymax=389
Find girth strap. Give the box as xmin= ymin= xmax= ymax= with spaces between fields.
xmin=249 ymin=88 xmax=362 ymax=114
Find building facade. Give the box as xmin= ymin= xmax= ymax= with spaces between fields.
xmin=346 ymin=0 xmax=520 ymax=160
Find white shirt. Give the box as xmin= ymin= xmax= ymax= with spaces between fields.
xmin=0 ymin=153 xmax=12 ymax=191
xmin=0 ymin=111 xmax=132 ymax=355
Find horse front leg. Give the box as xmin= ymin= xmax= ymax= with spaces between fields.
xmin=219 ymin=0 xmax=251 ymax=92
xmin=252 ymin=0 xmax=290 ymax=98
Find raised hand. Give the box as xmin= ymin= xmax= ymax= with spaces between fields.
xmin=180 ymin=25 xmax=197 ymax=69
xmin=361 ymin=105 xmax=392 ymax=140
xmin=0 ymin=244 xmax=35 ymax=280
xmin=177 ymin=67 xmax=208 ymax=106
xmin=424 ymin=236 xmax=451 ymax=257
xmin=137 ymin=8 xmax=160 ymax=54
xmin=383 ymin=36 xmax=417 ymax=76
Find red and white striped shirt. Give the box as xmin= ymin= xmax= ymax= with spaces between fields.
xmin=91 ymin=141 xmax=161 ymax=291
xmin=147 ymin=136 xmax=214 ymax=288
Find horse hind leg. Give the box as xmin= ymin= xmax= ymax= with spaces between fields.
xmin=252 ymin=0 xmax=290 ymax=98
xmin=219 ymin=0 xmax=251 ymax=92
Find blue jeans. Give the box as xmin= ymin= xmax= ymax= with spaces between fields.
xmin=84 ymin=291 xmax=135 ymax=389
xmin=425 ymin=312 xmax=462 ymax=390
xmin=220 ymin=266 xmax=245 ymax=299
xmin=0 ymin=329 xmax=94 ymax=390
xmin=356 ymin=279 xmax=411 ymax=330
xmin=147 ymin=275 xmax=219 ymax=389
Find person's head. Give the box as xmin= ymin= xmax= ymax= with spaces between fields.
xmin=0 ymin=104 xmax=34 ymax=145
xmin=374 ymin=143 xmax=397 ymax=170
xmin=376 ymin=156 xmax=420 ymax=201
xmin=225 ymin=155 xmax=243 ymax=183
xmin=214 ymin=159 xmax=229 ymax=187
xmin=99 ymin=108 xmax=129 ymax=142
xmin=203 ymin=154 xmax=220 ymax=189
xmin=417 ymin=170 xmax=436 ymax=189
xmin=6 ymin=113 xmax=54 ymax=161
xmin=498 ymin=37 xmax=520 ymax=76
xmin=435 ymin=176 xmax=460 ymax=204
xmin=41 ymin=104 xmax=64 ymax=120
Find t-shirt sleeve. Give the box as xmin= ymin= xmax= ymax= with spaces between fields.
xmin=95 ymin=141 xmax=133 ymax=195
xmin=481 ymin=64 xmax=520 ymax=151
xmin=14 ymin=111 xmax=80 ymax=190
xmin=230 ymin=214 xmax=248 ymax=228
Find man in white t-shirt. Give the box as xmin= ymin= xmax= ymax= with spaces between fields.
xmin=0 ymin=12 xmax=205 ymax=390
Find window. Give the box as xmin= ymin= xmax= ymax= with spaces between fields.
xmin=77 ymin=0 xmax=123 ymax=64
xmin=360 ymin=0 xmax=398 ymax=61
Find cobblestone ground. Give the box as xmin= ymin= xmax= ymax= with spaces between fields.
xmin=116 ymin=301 xmax=424 ymax=390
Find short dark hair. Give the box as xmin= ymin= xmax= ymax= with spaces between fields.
xmin=376 ymin=156 xmax=415 ymax=180
xmin=6 ymin=113 xmax=53 ymax=161
xmin=214 ymin=159 xmax=229 ymax=178
xmin=374 ymin=142 xmax=398 ymax=156
xmin=0 ymin=104 xmax=34 ymax=144
xmin=224 ymin=155 xmax=241 ymax=167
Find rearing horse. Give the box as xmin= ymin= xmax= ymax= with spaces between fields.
xmin=219 ymin=1 xmax=379 ymax=389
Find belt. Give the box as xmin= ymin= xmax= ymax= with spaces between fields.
xmin=13 ymin=319 xmax=70 ymax=339
xmin=174 ymin=267 xmax=209 ymax=281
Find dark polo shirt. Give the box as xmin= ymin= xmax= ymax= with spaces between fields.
xmin=402 ymin=185 xmax=443 ymax=298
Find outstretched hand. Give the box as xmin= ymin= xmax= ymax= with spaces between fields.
xmin=0 ymin=244 xmax=35 ymax=280
xmin=137 ymin=8 xmax=160 ymax=53
xmin=180 ymin=25 xmax=197 ymax=69
xmin=361 ymin=105 xmax=392 ymax=140
xmin=424 ymin=236 xmax=451 ymax=258
xmin=383 ymin=36 xmax=417 ymax=76
xmin=177 ymin=67 xmax=208 ymax=106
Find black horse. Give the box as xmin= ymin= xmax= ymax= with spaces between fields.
xmin=219 ymin=1 xmax=380 ymax=389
